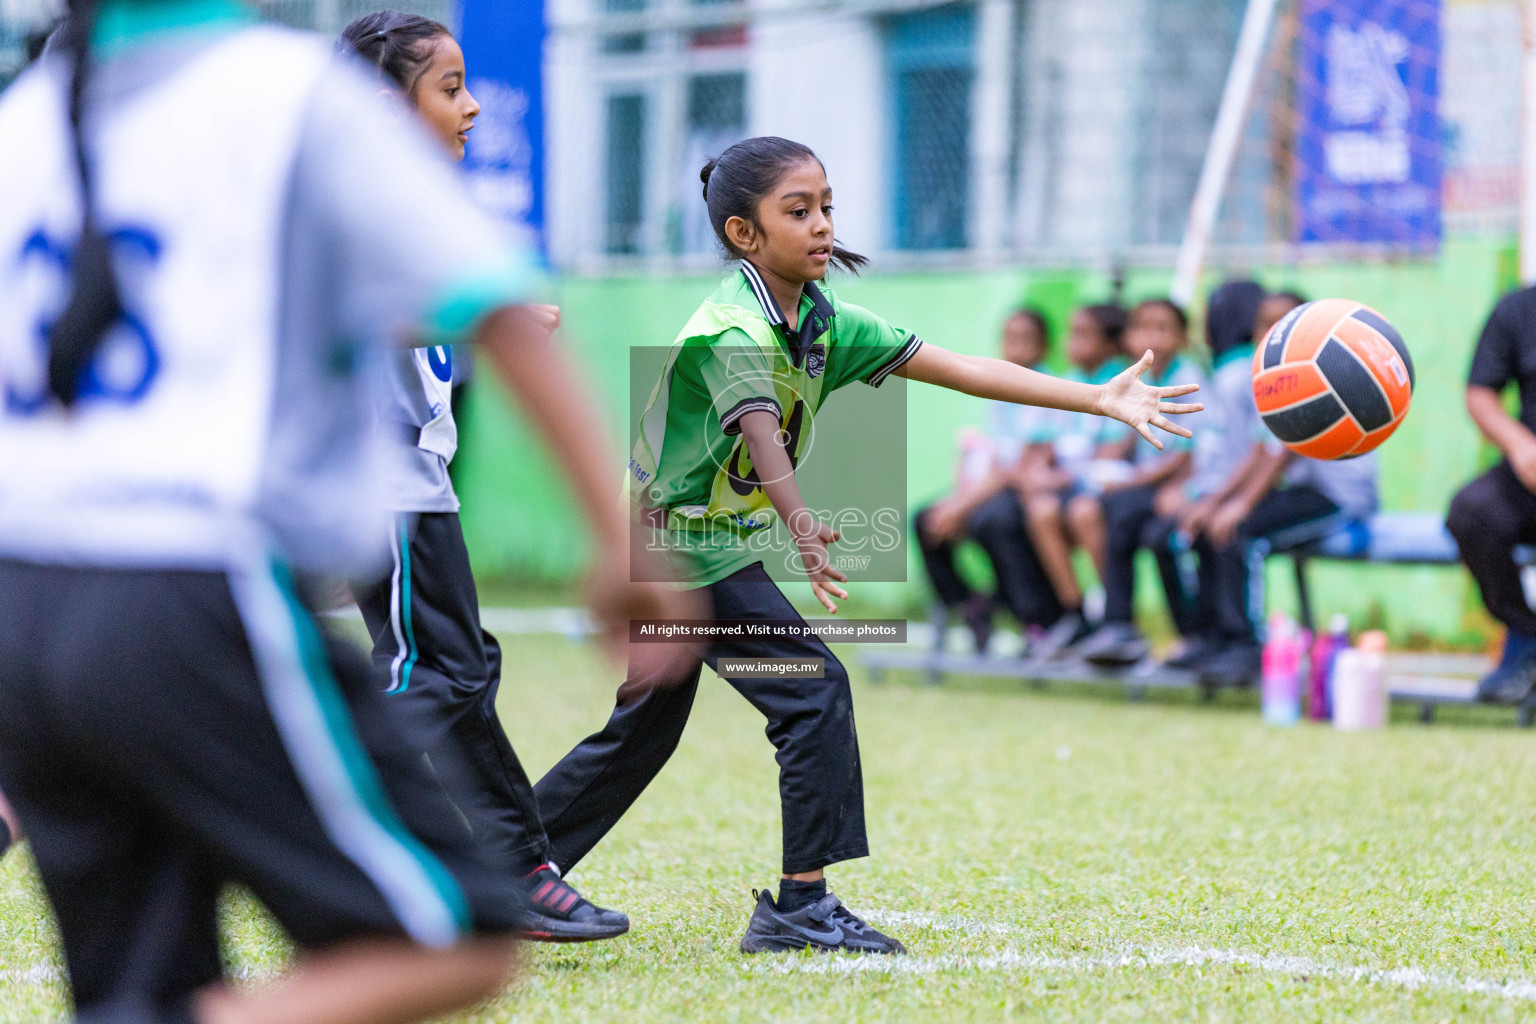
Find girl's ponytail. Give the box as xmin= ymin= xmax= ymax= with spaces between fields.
xmin=829 ymin=245 xmax=867 ymax=273
xmin=47 ymin=0 xmax=124 ymax=408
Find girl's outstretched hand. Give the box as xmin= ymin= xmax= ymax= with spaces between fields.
xmin=1098 ymin=350 xmax=1203 ymax=450
xmin=789 ymin=511 xmax=849 ymax=614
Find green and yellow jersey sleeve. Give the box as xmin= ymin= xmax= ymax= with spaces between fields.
xmin=824 ymin=301 xmax=924 ymax=391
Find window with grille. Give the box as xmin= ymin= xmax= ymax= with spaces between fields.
xmin=606 ymin=94 xmax=648 ymax=254
xmin=886 ymin=4 xmax=975 ymax=251
xmin=681 ymin=72 xmax=747 ymax=253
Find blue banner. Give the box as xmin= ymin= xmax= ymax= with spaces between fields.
xmin=458 ymin=0 xmax=545 ymax=248
xmin=1293 ymin=0 xmax=1442 ymax=246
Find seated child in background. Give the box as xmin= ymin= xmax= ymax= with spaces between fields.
xmin=1018 ymin=303 xmax=1130 ymax=658
xmin=1072 ymin=299 xmax=1210 ymax=665
xmin=1170 ymin=290 xmax=1379 ymax=683
xmin=1157 ymin=282 xmax=1277 ymax=669
xmin=916 ymin=309 xmax=1064 ymax=651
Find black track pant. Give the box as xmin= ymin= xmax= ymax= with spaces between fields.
xmin=914 ymin=491 xmax=1063 ymax=628
xmin=1192 ymin=484 xmax=1340 ymax=645
xmin=1099 ymin=484 xmax=1191 ymax=632
xmin=535 ymin=562 xmax=866 ymax=876
xmin=0 ymin=559 xmax=520 ymax=1024
xmin=1447 ymin=461 xmax=1536 ymax=636
xmin=355 ymin=512 xmax=549 ymax=875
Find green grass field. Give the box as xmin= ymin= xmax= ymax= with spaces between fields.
xmin=5 ymin=630 xmax=1536 ymax=1022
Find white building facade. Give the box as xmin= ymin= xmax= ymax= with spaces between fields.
xmin=545 ymin=0 xmax=1251 ymax=273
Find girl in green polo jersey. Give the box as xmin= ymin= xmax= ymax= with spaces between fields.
xmin=532 ymin=137 xmax=1202 ymax=955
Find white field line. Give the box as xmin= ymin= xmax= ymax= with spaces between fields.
xmin=761 ymin=912 xmax=1536 ymax=1002
xmin=9 ymin=912 xmax=1534 ymax=1005
xmin=2 ymin=962 xmax=281 ymax=987
xmin=0 ymin=964 xmax=62 ymax=985
xmin=865 ymin=910 xmax=1023 ymax=935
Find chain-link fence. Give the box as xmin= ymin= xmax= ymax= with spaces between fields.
xmin=549 ymin=0 xmax=1523 ymax=273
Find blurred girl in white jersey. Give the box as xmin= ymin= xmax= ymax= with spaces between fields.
xmin=0 ymin=1 xmax=689 ymax=1023
xmin=337 ymin=11 xmax=631 ymax=943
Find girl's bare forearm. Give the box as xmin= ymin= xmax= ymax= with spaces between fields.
xmin=1468 ymin=385 xmax=1536 ymax=458
xmin=897 ymin=344 xmax=1102 ymax=413
xmin=740 ymin=411 xmax=814 ymax=536
xmin=1231 ymin=448 xmax=1292 ymax=511
xmin=1210 ymin=446 xmax=1265 ymax=505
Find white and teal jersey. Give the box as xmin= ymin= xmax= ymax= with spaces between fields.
xmin=385 ymin=343 xmax=461 ymax=513
xmin=988 ymin=362 xmax=1056 ymax=467
xmin=0 ymin=19 xmax=535 ymax=573
xmin=1038 ymin=360 xmax=1125 ymax=478
xmin=1189 ymin=344 xmax=1263 ymax=497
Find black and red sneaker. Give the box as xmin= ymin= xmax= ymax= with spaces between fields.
xmin=520 ymin=862 xmax=630 ymax=943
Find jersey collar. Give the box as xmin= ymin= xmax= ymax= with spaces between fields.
xmin=739 ymin=261 xmax=836 ymax=368
xmin=1148 ymin=353 xmax=1193 ymax=386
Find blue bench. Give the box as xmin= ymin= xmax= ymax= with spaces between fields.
xmin=1276 ymin=511 xmax=1464 ymax=633
xmin=862 ymin=512 xmax=1536 ymax=725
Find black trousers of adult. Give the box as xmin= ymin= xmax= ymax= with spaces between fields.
xmin=534 ymin=562 xmax=866 ymax=876
xmin=355 ymin=511 xmax=549 ymax=875
xmin=1193 ymin=484 xmax=1340 ymax=645
xmin=914 ymin=490 xmax=1064 ymax=628
xmin=1447 ymin=460 xmax=1536 ymax=636
xmin=1099 ymin=484 xmax=1192 ymax=633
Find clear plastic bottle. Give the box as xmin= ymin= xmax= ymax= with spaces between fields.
xmin=1334 ymin=631 xmax=1388 ymax=731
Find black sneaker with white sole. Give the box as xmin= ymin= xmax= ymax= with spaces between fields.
xmin=1162 ymin=636 xmax=1219 ymax=672
xmin=520 ymin=863 xmax=629 ymax=943
xmin=739 ymin=888 xmax=906 ymax=954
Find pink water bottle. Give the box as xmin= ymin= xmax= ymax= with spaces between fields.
xmin=1262 ymin=614 xmax=1305 ymax=725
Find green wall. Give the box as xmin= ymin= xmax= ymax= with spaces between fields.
xmin=458 ymin=238 xmax=1514 ymax=643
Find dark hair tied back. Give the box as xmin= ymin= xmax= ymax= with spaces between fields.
xmin=338 ymin=11 xmax=450 ymax=96
xmin=46 ymin=0 xmax=124 ymax=407
xmin=698 ymin=136 xmax=867 ymax=274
